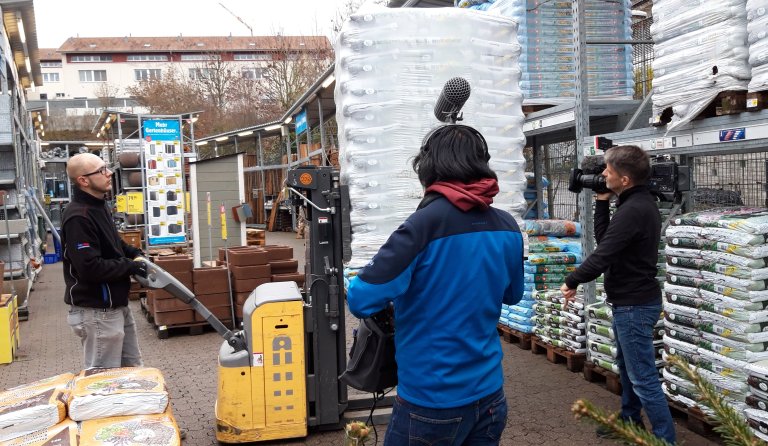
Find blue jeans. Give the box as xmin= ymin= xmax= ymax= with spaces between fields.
xmin=67 ymin=305 xmax=143 ymax=369
xmin=384 ymin=388 xmax=507 ymax=446
xmin=613 ymin=303 xmax=675 ymax=444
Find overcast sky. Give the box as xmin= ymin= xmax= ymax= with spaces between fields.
xmin=33 ymin=0 xmax=354 ymax=48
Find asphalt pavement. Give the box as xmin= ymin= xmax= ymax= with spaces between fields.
xmin=0 ymin=231 xmax=722 ymax=445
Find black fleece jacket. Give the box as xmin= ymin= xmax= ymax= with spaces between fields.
xmin=565 ymin=185 xmax=661 ymax=306
xmin=62 ymin=188 xmax=143 ymax=308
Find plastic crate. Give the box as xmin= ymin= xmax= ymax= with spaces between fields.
xmin=43 ymin=253 xmax=58 ymax=264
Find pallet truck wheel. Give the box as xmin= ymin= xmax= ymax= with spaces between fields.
xmin=158 ymin=326 xmax=169 ymax=340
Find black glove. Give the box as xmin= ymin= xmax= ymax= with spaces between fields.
xmin=130 ymin=260 xmax=148 ymax=278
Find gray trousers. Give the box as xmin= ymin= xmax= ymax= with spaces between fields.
xmin=67 ymin=305 xmax=143 ymax=369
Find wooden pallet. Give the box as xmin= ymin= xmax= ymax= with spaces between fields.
xmin=497 ymin=324 xmax=533 ymax=350
xmin=747 ymin=90 xmax=768 ymax=111
xmin=530 ymin=336 xmax=586 ymax=373
xmin=651 ymin=90 xmax=749 ymax=127
xmin=153 ymin=321 xmax=231 ymax=339
xmin=667 ymin=399 xmax=719 ymax=438
xmin=582 ymin=361 xmax=622 ymax=395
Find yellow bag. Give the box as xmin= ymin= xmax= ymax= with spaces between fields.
xmin=69 ymin=367 xmax=169 ymax=421
xmin=79 ymin=408 xmax=180 ymax=446
xmin=0 ymin=388 xmax=68 ymax=442
xmin=3 ymin=419 xmax=78 ymax=446
xmin=2 ymin=373 xmax=74 ymax=401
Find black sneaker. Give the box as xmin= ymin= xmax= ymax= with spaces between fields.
xmin=179 ymin=428 xmax=187 ymax=440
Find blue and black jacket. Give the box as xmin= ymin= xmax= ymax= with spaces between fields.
xmin=62 ymin=188 xmax=143 ymax=309
xmin=347 ymin=194 xmax=524 ymax=408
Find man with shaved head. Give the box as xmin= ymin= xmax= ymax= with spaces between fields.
xmin=62 ymin=153 xmax=149 ymax=368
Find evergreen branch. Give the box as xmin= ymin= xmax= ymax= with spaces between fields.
xmin=572 ymin=399 xmax=671 ymax=446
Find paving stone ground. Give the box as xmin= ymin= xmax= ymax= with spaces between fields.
xmin=0 ymin=231 xmax=722 ymax=445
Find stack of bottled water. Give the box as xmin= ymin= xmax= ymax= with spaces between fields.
xmin=335 ymin=5 xmax=527 ymax=268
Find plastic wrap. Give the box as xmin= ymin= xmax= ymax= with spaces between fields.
xmin=651 ymin=0 xmax=751 ymax=131
xmin=747 ymin=0 xmax=768 ymax=90
xmin=68 ymin=367 xmax=169 ymax=422
xmin=335 ymin=5 xmax=526 ymax=268
xmin=3 ymin=419 xmax=78 ymax=446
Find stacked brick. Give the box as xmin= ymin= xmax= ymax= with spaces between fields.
xmin=219 ymin=245 xmax=304 ymax=319
xmin=148 ymin=255 xmax=196 ymax=327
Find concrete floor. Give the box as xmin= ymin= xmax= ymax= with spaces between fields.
xmin=0 ymin=231 xmax=722 ymax=445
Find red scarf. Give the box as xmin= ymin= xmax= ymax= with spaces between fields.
xmin=425 ymin=178 xmax=499 ymax=212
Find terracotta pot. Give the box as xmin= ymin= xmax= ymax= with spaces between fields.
xmin=118 ymin=151 xmax=140 ymax=168
xmin=127 ymin=172 xmax=144 ymax=187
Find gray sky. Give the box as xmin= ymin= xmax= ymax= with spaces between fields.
xmin=34 ymin=0 xmax=353 ymax=48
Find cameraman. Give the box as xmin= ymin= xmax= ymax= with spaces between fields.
xmin=559 ymin=145 xmax=675 ymax=444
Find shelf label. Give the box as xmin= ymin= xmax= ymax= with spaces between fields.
xmin=719 ymin=128 xmax=745 ymax=142
xmin=126 ymin=192 xmax=144 ymax=214
xmin=116 ymin=195 xmax=127 ymax=213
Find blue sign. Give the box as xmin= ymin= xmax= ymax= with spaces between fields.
xmin=148 ymin=235 xmax=185 ymax=246
xmin=295 ymin=109 xmax=307 ymax=135
xmin=719 ymin=127 xmax=746 ymax=142
xmin=142 ymin=119 xmax=180 ymax=141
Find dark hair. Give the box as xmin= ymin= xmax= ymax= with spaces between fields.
xmin=604 ymin=144 xmax=650 ymax=185
xmin=412 ymin=125 xmax=497 ymax=187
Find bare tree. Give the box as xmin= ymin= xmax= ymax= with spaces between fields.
xmin=93 ymin=82 xmax=121 ymax=109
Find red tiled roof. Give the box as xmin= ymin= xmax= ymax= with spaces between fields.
xmin=57 ymin=36 xmax=331 ymax=53
xmin=39 ymin=48 xmax=62 ymax=60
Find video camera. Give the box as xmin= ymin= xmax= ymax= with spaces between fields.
xmin=567 ymin=137 xmax=691 ymax=202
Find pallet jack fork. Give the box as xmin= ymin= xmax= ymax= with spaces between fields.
xmin=133 ymin=166 xmax=391 ymax=443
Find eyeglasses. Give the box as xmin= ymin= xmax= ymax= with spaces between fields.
xmin=82 ymin=165 xmax=110 ymax=177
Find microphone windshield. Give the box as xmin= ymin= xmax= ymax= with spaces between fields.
xmin=434 ymin=77 xmax=471 ymax=123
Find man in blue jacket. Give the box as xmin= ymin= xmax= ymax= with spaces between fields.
xmin=347 ymin=125 xmax=525 ymax=445
xmin=560 ymin=145 xmax=675 ymax=444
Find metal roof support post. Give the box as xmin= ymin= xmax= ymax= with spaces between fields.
xmin=257 ymin=132 xmax=267 ymax=225
xmin=532 ymin=136 xmax=544 ymax=219
xmin=318 ymin=99 xmax=327 ymax=165
xmin=574 ymin=0 xmax=596 ymax=304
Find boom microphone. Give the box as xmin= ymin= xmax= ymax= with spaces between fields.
xmin=434 ymin=77 xmax=471 ymax=123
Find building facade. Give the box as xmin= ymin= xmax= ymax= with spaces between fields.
xmin=32 ymin=35 xmax=331 ymax=101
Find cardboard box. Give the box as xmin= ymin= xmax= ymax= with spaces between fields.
xmin=233 ymin=277 xmax=270 ymax=294
xmin=263 ymin=245 xmax=293 ymax=261
xmin=231 ymin=264 xmax=271 ymax=280
xmin=153 ymin=309 xmax=195 ymax=326
xmin=269 ymin=260 xmax=299 ymax=274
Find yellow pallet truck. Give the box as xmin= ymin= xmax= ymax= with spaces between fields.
xmin=135 ymin=166 xmax=388 ymax=443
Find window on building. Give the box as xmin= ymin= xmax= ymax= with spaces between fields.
xmin=71 ymin=55 xmax=112 ymax=62
xmin=56 ymin=93 xmax=65 ymax=98
xmin=234 ymin=53 xmax=272 ymax=61
xmin=180 ymin=54 xmax=220 ymax=61
xmin=134 ymin=69 xmax=161 ymax=81
xmin=126 ymin=54 xmax=169 ymax=62
xmin=241 ymin=68 xmax=264 ymax=80
xmin=41 ymin=61 xmax=62 ymax=68
xmin=42 ymin=73 xmax=60 ymax=83
xmin=188 ymin=68 xmax=213 ymax=80
xmin=39 ymin=93 xmax=47 ymax=100
xmin=79 ymin=70 xmax=107 ymax=82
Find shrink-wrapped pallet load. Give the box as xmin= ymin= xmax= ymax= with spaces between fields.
xmin=336 ymin=4 xmax=526 ymax=267
xmin=747 ymin=0 xmax=768 ymax=92
xmin=651 ymin=0 xmax=751 ymax=130
xmin=68 ymin=367 xmax=169 ymax=421
xmin=484 ymin=0 xmax=634 ymax=102
xmin=662 ymin=207 xmax=768 ymax=421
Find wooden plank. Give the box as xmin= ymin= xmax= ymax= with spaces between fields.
xmin=530 ymin=336 xmax=586 ymax=373
xmin=582 ymin=361 xmax=622 ymax=395
xmin=267 ymin=189 xmax=283 ymax=232
xmin=497 ymin=324 xmax=533 ymax=350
